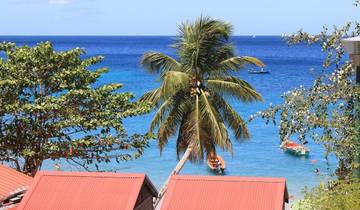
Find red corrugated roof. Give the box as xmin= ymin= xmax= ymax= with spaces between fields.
xmin=0 ymin=164 xmax=33 ymax=201
xmin=16 ymin=171 xmax=157 ymax=210
xmin=161 ymin=175 xmax=288 ymax=210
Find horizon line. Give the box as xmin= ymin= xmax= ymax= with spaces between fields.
xmin=0 ymin=34 xmax=286 ymax=37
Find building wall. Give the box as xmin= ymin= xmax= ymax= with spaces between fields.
xmin=134 ymin=184 xmax=155 ymax=210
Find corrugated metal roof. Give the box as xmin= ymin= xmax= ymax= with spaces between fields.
xmin=0 ymin=164 xmax=33 ymax=202
xmin=16 ymin=171 xmax=157 ymax=210
xmin=161 ymin=175 xmax=288 ymax=210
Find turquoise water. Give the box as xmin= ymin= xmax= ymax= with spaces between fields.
xmin=0 ymin=36 xmax=336 ymax=199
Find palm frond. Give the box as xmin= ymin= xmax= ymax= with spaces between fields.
xmin=198 ymin=120 xmax=233 ymax=159
xmin=213 ymin=93 xmax=250 ymax=139
xmin=140 ymin=71 xmax=190 ymax=106
xmin=192 ymin=95 xmax=203 ymax=159
xmin=174 ymin=17 xmax=233 ymax=72
xmin=157 ymin=116 xmax=177 ymax=153
xmin=199 ymin=90 xmax=231 ymax=151
xmin=199 ymin=125 xmax=216 ymax=159
xmin=176 ymin=95 xmax=203 ymax=161
xmin=217 ymin=56 xmax=265 ymax=72
xmin=149 ymin=98 xmax=173 ymax=133
xmin=141 ymin=52 xmax=181 ymax=74
xmin=176 ymin=114 xmax=189 ymax=159
xmin=207 ymin=76 xmax=263 ymax=102
xmin=157 ymin=92 xmax=191 ymax=153
xmin=139 ymin=88 xmax=162 ymax=106
xmin=161 ymin=71 xmax=190 ymax=99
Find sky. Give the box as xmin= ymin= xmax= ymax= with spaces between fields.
xmin=1 ymin=0 xmax=359 ymax=35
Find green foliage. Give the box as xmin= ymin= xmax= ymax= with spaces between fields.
xmin=254 ymin=2 xmax=360 ymax=179
xmin=292 ymin=179 xmax=360 ymax=210
xmin=140 ymin=17 xmax=263 ymax=161
xmin=0 ymin=42 xmax=151 ymax=175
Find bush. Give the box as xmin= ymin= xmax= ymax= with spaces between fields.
xmin=292 ymin=179 xmax=360 ymax=210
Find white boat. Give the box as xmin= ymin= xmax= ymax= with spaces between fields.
xmin=248 ymin=68 xmax=270 ymax=74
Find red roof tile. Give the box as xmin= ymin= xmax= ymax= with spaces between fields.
xmin=161 ymin=175 xmax=288 ymax=210
xmin=0 ymin=164 xmax=33 ymax=201
xmin=16 ymin=171 xmax=157 ymax=210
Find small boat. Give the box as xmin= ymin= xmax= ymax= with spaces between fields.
xmin=248 ymin=68 xmax=270 ymax=74
xmin=207 ymin=155 xmax=226 ymax=173
xmin=280 ymin=139 xmax=310 ymax=156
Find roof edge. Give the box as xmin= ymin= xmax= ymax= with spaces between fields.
xmin=171 ymin=175 xmax=287 ymax=183
xmin=35 ymin=171 xmax=147 ymax=178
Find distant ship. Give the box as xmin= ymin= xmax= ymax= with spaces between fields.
xmin=248 ymin=68 xmax=270 ymax=74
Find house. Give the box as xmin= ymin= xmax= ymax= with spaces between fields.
xmin=0 ymin=164 xmax=33 ymax=208
xmin=160 ymin=175 xmax=289 ymax=210
xmin=16 ymin=171 xmax=157 ymax=210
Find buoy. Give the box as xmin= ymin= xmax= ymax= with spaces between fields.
xmin=311 ymin=159 xmax=317 ymax=164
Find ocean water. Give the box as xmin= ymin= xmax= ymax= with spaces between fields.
xmin=0 ymin=36 xmax=336 ymax=199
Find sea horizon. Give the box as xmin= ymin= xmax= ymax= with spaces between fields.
xmin=0 ymin=34 xmax=285 ymax=36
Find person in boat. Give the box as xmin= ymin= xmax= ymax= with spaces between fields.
xmin=209 ymin=152 xmax=222 ymax=169
xmin=214 ymin=159 xmax=221 ymax=169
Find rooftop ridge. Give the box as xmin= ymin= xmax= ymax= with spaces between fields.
xmin=171 ymin=175 xmax=286 ymax=182
xmin=36 ymin=171 xmax=146 ymax=178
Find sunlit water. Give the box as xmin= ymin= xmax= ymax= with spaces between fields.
xmin=0 ymin=36 xmax=337 ymax=199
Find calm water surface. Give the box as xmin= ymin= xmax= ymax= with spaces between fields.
xmin=0 ymin=36 xmax=336 ymax=198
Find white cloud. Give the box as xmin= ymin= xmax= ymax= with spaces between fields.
xmin=48 ymin=0 xmax=73 ymax=5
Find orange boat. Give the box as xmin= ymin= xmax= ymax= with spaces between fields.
xmin=207 ymin=155 xmax=226 ymax=173
xmin=280 ymin=139 xmax=310 ymax=156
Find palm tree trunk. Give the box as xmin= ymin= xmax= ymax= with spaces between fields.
xmin=154 ymin=145 xmax=193 ymax=207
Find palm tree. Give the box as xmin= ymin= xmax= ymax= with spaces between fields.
xmin=140 ymin=17 xmax=264 ymax=205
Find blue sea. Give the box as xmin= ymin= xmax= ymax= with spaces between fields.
xmin=0 ymin=36 xmax=336 ymax=199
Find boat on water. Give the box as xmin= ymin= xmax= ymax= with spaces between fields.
xmin=207 ymin=155 xmax=226 ymax=173
xmin=280 ymin=139 xmax=310 ymax=156
xmin=248 ymin=68 xmax=270 ymax=74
